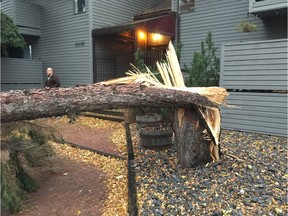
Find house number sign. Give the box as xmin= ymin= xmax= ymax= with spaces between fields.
xmin=75 ymin=41 xmax=85 ymax=47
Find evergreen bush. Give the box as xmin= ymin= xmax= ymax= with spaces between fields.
xmin=184 ymin=32 xmax=220 ymax=87
xmin=1 ymin=123 xmax=55 ymax=213
xmin=1 ymin=161 xmax=28 ymax=213
xmin=1 ymin=11 xmax=26 ymax=57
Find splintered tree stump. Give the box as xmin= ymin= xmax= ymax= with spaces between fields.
xmin=173 ymin=106 xmax=214 ymax=167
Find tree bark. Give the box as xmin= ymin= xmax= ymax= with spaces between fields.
xmin=1 ymin=83 xmax=225 ymax=168
xmin=172 ymin=106 xmax=214 ymax=167
xmin=0 ymin=83 xmax=218 ymax=123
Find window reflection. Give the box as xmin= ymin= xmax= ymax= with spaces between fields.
xmin=74 ymin=0 xmax=86 ymax=14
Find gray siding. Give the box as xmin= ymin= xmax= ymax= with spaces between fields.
xmin=172 ymin=0 xmax=287 ymax=67
xmin=171 ymin=0 xmax=287 ymax=136
xmin=221 ymin=92 xmax=287 ymax=137
xmin=220 ymin=39 xmax=288 ymax=137
xmin=1 ymin=0 xmax=167 ymax=89
xmin=27 ymin=0 xmax=162 ymax=87
xmin=30 ymin=0 xmax=91 ymax=87
xmin=0 ymin=0 xmax=13 ymax=17
xmin=91 ymin=0 xmax=164 ymax=29
xmin=220 ymin=39 xmax=288 ymax=90
xmin=1 ymin=0 xmax=41 ymax=36
xmin=1 ymin=58 xmax=43 ymax=90
xmin=15 ymin=0 xmax=41 ymax=36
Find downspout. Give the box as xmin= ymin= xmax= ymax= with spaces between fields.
xmin=176 ymin=0 xmax=180 ymax=44
xmin=88 ymin=0 xmax=94 ymax=83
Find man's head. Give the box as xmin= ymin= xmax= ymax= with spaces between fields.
xmin=46 ymin=67 xmax=54 ymax=77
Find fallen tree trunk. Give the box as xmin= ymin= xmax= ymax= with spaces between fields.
xmin=1 ymin=41 xmax=229 ymax=168
xmin=0 ymin=83 xmax=218 ymax=123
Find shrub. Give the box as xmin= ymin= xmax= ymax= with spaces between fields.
xmin=1 ymin=123 xmax=55 ymax=213
xmin=236 ymin=21 xmax=257 ymax=33
xmin=184 ymin=32 xmax=220 ymax=87
xmin=1 ymin=11 xmax=26 ymax=57
xmin=1 ymin=161 xmax=28 ymax=213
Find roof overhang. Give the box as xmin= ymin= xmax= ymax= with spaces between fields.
xmin=251 ymin=7 xmax=287 ymax=20
xmin=92 ymin=13 xmax=176 ymax=37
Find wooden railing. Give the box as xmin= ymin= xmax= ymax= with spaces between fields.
xmin=220 ymin=38 xmax=288 ymax=136
xmin=1 ymin=58 xmax=43 ymax=91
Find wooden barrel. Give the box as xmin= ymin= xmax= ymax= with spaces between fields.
xmin=139 ymin=127 xmax=173 ymax=149
xmin=136 ymin=114 xmax=162 ymax=128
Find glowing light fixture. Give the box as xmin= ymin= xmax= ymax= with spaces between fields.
xmin=138 ymin=30 xmax=146 ymax=41
xmin=152 ymin=33 xmax=162 ymax=41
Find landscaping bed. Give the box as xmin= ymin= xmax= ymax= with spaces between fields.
xmin=134 ymin=130 xmax=287 ymax=215
xmin=1 ymin=116 xmax=287 ymax=215
xmin=1 ymin=116 xmax=128 ymax=216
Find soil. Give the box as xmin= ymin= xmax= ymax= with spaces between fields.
xmin=1 ymin=118 xmax=124 ymax=216
xmin=52 ymin=122 xmax=125 ymax=158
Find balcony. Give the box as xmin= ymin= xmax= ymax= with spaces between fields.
xmin=249 ymin=0 xmax=288 ymax=19
xmin=15 ymin=1 xmax=41 ymax=36
xmin=0 ymin=0 xmax=41 ymax=36
xmin=1 ymin=58 xmax=43 ymax=91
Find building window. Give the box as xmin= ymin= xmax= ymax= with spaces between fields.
xmin=74 ymin=0 xmax=86 ymax=14
xmin=179 ymin=0 xmax=195 ymax=13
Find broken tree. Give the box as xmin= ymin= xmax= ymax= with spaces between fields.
xmin=0 ymin=42 xmax=229 ymax=168
xmin=1 ymin=84 xmax=220 ymax=123
xmin=102 ymin=41 xmax=228 ymax=167
xmin=0 ymin=83 xmax=227 ymax=167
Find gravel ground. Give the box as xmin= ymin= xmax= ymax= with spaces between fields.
xmin=133 ymin=129 xmax=287 ymax=216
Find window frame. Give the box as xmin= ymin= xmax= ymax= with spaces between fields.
xmin=74 ymin=0 xmax=86 ymax=14
xmin=178 ymin=0 xmax=195 ymax=13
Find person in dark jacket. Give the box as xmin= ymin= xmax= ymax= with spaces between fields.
xmin=45 ymin=67 xmax=60 ymax=89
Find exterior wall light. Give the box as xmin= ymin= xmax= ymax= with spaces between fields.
xmin=138 ymin=30 xmax=146 ymax=41
xmin=152 ymin=33 xmax=162 ymax=42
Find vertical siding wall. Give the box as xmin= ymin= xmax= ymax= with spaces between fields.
xmin=220 ymin=39 xmax=288 ymax=137
xmin=172 ymin=0 xmax=287 ymax=68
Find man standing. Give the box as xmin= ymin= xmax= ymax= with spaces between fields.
xmin=45 ymin=67 xmax=60 ymax=89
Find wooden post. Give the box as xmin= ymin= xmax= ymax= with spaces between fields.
xmin=123 ymin=109 xmax=136 ymax=124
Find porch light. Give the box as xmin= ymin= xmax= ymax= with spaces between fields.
xmin=138 ymin=30 xmax=146 ymax=41
xmin=152 ymin=33 xmax=162 ymax=42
